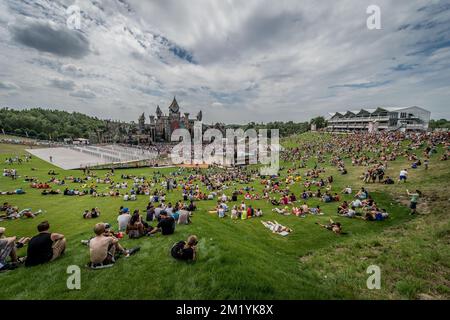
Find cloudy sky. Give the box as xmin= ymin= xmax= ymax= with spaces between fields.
xmin=0 ymin=0 xmax=449 ymax=124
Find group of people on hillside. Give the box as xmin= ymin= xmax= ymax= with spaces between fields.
xmin=1 ymin=215 xmax=198 ymax=272
xmin=0 ymin=203 xmax=43 ymax=221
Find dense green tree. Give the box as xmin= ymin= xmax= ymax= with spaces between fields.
xmin=429 ymin=119 xmax=450 ymax=130
xmin=310 ymin=116 xmax=327 ymax=129
xmin=0 ymin=108 xmax=108 ymax=142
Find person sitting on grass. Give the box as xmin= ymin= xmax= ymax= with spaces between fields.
xmin=383 ymin=176 xmax=395 ymax=184
xmin=88 ymin=223 xmax=139 ymax=268
xmin=25 ymin=221 xmax=66 ymax=267
xmin=149 ymin=211 xmax=175 ymax=236
xmin=177 ymin=209 xmax=191 ymax=225
xmin=171 ymin=235 xmax=198 ymax=261
xmin=355 ymin=187 xmax=368 ymax=200
xmin=83 ymin=208 xmax=100 ymax=219
xmin=117 ymin=209 xmax=132 ymax=232
xmin=217 ymin=204 xmax=226 ymax=218
xmin=0 ymin=227 xmax=30 ymax=271
xmin=246 ymin=205 xmax=254 ymax=218
xmin=231 ymin=205 xmax=239 ymax=220
xmin=309 ymin=205 xmax=322 ymax=215
xmin=342 ymin=186 xmax=352 ymax=195
xmin=126 ymin=210 xmax=148 ymax=239
xmin=315 ymin=219 xmax=342 ymax=235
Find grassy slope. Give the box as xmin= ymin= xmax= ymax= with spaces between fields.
xmin=0 ymin=134 xmax=448 ymax=300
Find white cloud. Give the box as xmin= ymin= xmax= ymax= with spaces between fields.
xmin=0 ymin=0 xmax=449 ymax=123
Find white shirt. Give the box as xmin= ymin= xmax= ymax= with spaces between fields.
xmin=117 ymin=213 xmax=131 ymax=231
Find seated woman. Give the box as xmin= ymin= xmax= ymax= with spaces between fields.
xmin=338 ymin=201 xmax=349 ymax=214
xmin=171 ymin=235 xmax=198 ymax=261
xmin=0 ymin=228 xmax=30 ymax=271
xmin=126 ymin=211 xmax=147 ymax=239
xmin=177 ymin=210 xmax=191 ymax=225
xmin=309 ymin=205 xmax=322 ymax=215
xmin=230 ymin=205 xmax=239 ymax=220
xmin=322 ymin=192 xmax=333 ymax=203
xmin=289 ymin=193 xmax=297 ymax=203
xmin=356 ymin=188 xmax=368 ymax=200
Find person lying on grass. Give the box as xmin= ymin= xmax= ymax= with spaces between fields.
xmin=339 ymin=206 xmax=357 ymax=218
xmin=0 ymin=188 xmax=26 ymax=195
xmin=261 ymin=220 xmax=293 ymax=234
xmin=272 ymin=206 xmax=290 ymax=216
xmin=0 ymin=207 xmax=42 ymax=220
xmin=41 ymin=189 xmax=61 ymax=195
xmin=18 ymin=208 xmax=43 ymax=219
xmin=88 ymin=223 xmax=139 ymax=268
xmin=148 ymin=211 xmax=175 ymax=236
xmin=315 ymin=219 xmax=342 ymax=235
xmin=171 ymin=235 xmax=198 ymax=261
xmin=0 ymin=227 xmax=30 ymax=271
xmin=25 ymin=221 xmax=66 ymax=267
xmin=357 ymin=209 xmax=389 ymax=221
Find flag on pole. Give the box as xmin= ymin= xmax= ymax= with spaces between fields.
xmin=25 ymin=130 xmax=29 ymax=137
xmin=1 ymin=128 xmax=5 ymax=135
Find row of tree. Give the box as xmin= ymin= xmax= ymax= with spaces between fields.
xmin=226 ymin=117 xmax=328 ymax=137
xmin=1 ymin=108 xmax=447 ymax=142
xmin=429 ymin=119 xmax=450 ymax=130
xmin=0 ymin=108 xmax=107 ymax=141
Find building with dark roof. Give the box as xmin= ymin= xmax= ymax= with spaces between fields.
xmin=326 ymin=106 xmax=431 ymax=132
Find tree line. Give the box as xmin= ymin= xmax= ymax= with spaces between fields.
xmin=0 ymin=108 xmax=107 ymax=141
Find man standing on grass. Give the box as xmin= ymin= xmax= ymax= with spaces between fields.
xmin=407 ymin=189 xmax=421 ymax=215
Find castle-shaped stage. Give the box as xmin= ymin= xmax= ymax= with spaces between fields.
xmin=137 ymin=97 xmax=202 ymax=143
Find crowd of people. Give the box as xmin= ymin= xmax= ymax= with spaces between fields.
xmin=1 ymin=130 xmax=449 ymax=272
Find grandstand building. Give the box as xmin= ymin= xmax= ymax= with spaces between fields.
xmin=326 ymin=106 xmax=431 ymax=132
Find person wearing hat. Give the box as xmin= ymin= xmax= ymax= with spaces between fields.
xmin=149 ymin=210 xmax=175 ymax=236
xmin=0 ymin=227 xmax=29 ymax=271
